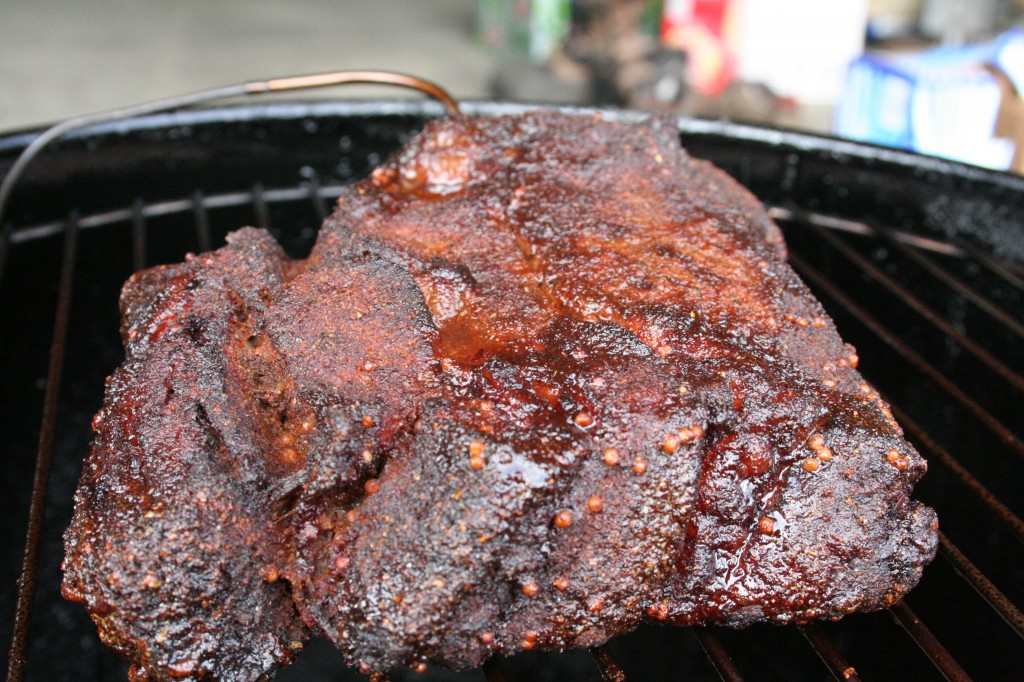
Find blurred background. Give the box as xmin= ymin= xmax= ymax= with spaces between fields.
xmin=3 ymin=0 xmax=1024 ymax=171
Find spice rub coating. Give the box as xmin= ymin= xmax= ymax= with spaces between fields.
xmin=63 ymin=111 xmax=937 ymax=680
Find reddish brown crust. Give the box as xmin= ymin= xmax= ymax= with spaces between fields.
xmin=63 ymin=112 xmax=937 ymax=679
xmin=62 ymin=231 xmax=308 ymax=680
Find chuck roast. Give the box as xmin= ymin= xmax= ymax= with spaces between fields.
xmin=62 ymin=111 xmax=938 ymax=680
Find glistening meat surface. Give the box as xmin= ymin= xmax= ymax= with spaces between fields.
xmin=63 ymin=111 xmax=938 ymax=680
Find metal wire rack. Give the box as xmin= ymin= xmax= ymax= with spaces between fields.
xmin=1 ymin=101 xmax=1022 ymax=681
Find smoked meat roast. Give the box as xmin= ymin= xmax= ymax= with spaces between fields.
xmin=62 ymin=111 xmax=939 ymax=680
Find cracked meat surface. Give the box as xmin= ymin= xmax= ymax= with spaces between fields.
xmin=62 ymin=111 xmax=938 ymax=680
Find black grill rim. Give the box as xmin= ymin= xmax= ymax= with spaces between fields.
xmin=1 ymin=99 xmax=1023 ymax=682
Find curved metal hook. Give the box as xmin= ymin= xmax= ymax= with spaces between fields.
xmin=0 ymin=70 xmax=460 ymax=229
xmin=245 ymin=70 xmax=460 ymax=115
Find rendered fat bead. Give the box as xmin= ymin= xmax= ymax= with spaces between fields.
xmin=887 ymin=448 xmax=910 ymax=471
xmin=278 ymin=447 xmax=301 ymax=465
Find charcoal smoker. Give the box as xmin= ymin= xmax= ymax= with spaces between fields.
xmin=1 ymin=72 xmax=1022 ymax=681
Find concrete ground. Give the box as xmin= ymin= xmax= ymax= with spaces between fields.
xmin=0 ymin=0 xmax=495 ymax=131
xmin=0 ymin=1 xmax=841 ymax=137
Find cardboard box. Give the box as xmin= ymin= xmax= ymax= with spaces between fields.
xmin=836 ymin=30 xmax=1024 ymax=171
xmin=993 ymin=40 xmax=1024 ymax=173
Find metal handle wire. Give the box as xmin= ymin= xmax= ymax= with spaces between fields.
xmin=0 ymin=70 xmax=460 ymax=229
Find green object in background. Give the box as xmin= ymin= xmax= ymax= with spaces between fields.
xmin=479 ymin=0 xmax=661 ymax=63
xmin=478 ymin=0 xmax=529 ymax=53
xmin=478 ymin=0 xmax=570 ymax=62
xmin=530 ymin=0 xmax=571 ymax=61
xmin=641 ymin=0 xmax=664 ymax=38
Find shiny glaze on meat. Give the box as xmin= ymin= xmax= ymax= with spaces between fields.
xmin=63 ymin=112 xmax=937 ymax=680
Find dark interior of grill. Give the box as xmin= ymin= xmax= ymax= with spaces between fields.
xmin=1 ymin=101 xmax=1022 ymax=681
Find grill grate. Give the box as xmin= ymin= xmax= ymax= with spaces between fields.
xmin=2 ymin=102 xmax=1023 ymax=681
